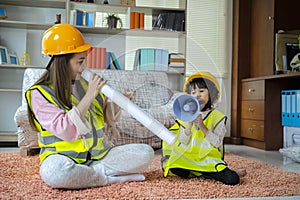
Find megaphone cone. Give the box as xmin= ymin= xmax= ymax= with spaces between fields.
xmin=173 ymin=94 xmax=203 ymax=122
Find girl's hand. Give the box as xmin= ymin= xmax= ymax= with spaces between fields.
xmin=192 ymin=113 xmax=203 ymax=127
xmin=193 ymin=113 xmax=209 ymax=135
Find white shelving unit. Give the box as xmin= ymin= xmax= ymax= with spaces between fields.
xmin=0 ymin=0 xmax=187 ymax=142
xmin=0 ymin=64 xmax=44 ymax=142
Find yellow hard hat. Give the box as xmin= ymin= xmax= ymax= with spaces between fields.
xmin=183 ymin=72 xmax=220 ymax=102
xmin=42 ymin=24 xmax=91 ymax=55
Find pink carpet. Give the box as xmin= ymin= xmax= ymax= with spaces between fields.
xmin=0 ymin=152 xmax=299 ymax=199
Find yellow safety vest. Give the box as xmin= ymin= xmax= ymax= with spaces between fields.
xmin=162 ymin=109 xmax=227 ymax=177
xmin=26 ymin=79 xmax=111 ymax=164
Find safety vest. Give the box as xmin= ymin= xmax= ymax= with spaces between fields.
xmin=26 ymin=79 xmax=111 ymax=164
xmin=162 ymin=109 xmax=227 ymax=177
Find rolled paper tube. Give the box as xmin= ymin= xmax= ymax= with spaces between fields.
xmin=81 ymin=69 xmax=176 ymax=145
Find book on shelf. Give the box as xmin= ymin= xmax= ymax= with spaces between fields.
xmin=140 ymin=48 xmax=155 ymax=70
xmin=106 ymin=52 xmax=122 ymax=70
xmin=169 ymin=62 xmax=185 ymax=67
xmin=139 ymin=12 xmax=144 ymax=29
xmin=169 ymin=57 xmax=185 ymax=63
xmin=154 ymin=48 xmax=169 ymax=71
xmin=133 ymin=48 xmax=169 ymax=71
xmin=95 ymin=12 xmax=106 ymax=28
xmin=85 ymin=11 xmax=95 ymax=26
xmin=134 ymin=12 xmax=140 ymax=29
xmin=169 ymin=52 xmax=185 ymax=59
xmin=168 ymin=66 xmax=185 ymax=74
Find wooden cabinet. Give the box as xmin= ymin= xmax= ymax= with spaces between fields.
xmin=241 ymin=73 xmax=300 ymax=150
xmin=249 ymin=0 xmax=300 ymax=77
xmin=241 ymin=80 xmax=266 ymax=147
xmin=231 ymin=0 xmax=300 ymax=149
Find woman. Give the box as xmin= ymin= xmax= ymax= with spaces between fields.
xmin=162 ymin=72 xmax=246 ymax=185
xmin=26 ymin=24 xmax=154 ymax=189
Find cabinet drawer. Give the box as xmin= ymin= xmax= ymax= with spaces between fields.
xmin=241 ymin=100 xmax=264 ymax=120
xmin=241 ymin=119 xmax=264 ymax=141
xmin=242 ymin=80 xmax=265 ymax=100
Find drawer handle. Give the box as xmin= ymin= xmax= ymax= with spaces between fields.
xmin=248 ymin=128 xmax=253 ymax=132
xmin=248 ymin=107 xmax=254 ymax=112
xmin=248 ymin=88 xmax=255 ymax=93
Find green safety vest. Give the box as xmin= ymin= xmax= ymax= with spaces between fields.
xmin=26 ymin=79 xmax=111 ymax=164
xmin=162 ymin=109 xmax=227 ymax=177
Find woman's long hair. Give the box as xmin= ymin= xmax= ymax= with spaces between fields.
xmin=27 ymin=54 xmax=74 ymax=131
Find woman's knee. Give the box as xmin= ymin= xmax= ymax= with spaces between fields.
xmin=113 ymin=143 xmax=154 ymax=162
xmin=40 ymin=154 xmax=76 ymax=188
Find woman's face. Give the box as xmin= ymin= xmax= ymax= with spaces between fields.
xmin=190 ymin=85 xmax=209 ymax=105
xmin=69 ymin=51 xmax=87 ymax=80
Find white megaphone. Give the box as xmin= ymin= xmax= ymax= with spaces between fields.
xmin=173 ymin=94 xmax=203 ymax=122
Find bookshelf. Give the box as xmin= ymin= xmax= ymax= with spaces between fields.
xmin=0 ymin=0 xmax=187 ymax=142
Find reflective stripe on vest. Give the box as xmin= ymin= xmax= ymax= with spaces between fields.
xmin=162 ymin=109 xmax=227 ymax=177
xmin=26 ymin=79 xmax=110 ymax=164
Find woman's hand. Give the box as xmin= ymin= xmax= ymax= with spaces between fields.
xmin=86 ymin=73 xmax=107 ymax=100
xmin=123 ymin=91 xmax=135 ymax=102
xmin=77 ymin=73 xmax=107 ymax=119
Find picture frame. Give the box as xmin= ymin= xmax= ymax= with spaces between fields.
xmin=8 ymin=52 xmax=18 ymax=65
xmin=0 ymin=7 xmax=7 ymax=19
xmin=0 ymin=45 xmax=9 ymax=64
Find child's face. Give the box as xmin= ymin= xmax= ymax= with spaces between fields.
xmin=190 ymin=85 xmax=209 ymax=105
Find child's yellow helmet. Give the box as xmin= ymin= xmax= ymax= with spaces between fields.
xmin=41 ymin=24 xmax=91 ymax=55
xmin=183 ymin=72 xmax=220 ymax=103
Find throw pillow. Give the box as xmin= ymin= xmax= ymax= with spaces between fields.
xmin=279 ymin=144 xmax=300 ymax=163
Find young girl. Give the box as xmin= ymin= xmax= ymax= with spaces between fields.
xmin=162 ymin=72 xmax=246 ymax=185
xmin=26 ymin=24 xmax=154 ymax=189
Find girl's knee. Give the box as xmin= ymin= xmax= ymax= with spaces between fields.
xmin=223 ymin=169 xmax=240 ymax=185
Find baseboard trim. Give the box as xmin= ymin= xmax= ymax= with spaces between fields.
xmin=224 ymin=136 xmax=243 ymax=145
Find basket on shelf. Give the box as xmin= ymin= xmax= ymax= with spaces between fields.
xmin=120 ymin=0 xmax=135 ymax=6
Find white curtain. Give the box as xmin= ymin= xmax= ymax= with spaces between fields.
xmin=186 ymin=0 xmax=230 ymax=78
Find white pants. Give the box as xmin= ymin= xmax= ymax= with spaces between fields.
xmin=40 ymin=144 xmax=154 ymax=189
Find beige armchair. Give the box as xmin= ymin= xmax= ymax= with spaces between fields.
xmin=14 ymin=68 xmax=181 ymax=155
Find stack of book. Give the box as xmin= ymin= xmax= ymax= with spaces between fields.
xmin=153 ymin=12 xmax=185 ymax=32
xmin=86 ymin=48 xmax=122 ymax=70
xmin=168 ymin=53 xmax=185 ymax=73
xmin=86 ymin=47 xmax=106 ymax=69
xmin=71 ymin=9 xmax=96 ymax=27
xmin=130 ymin=12 xmax=144 ymax=29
